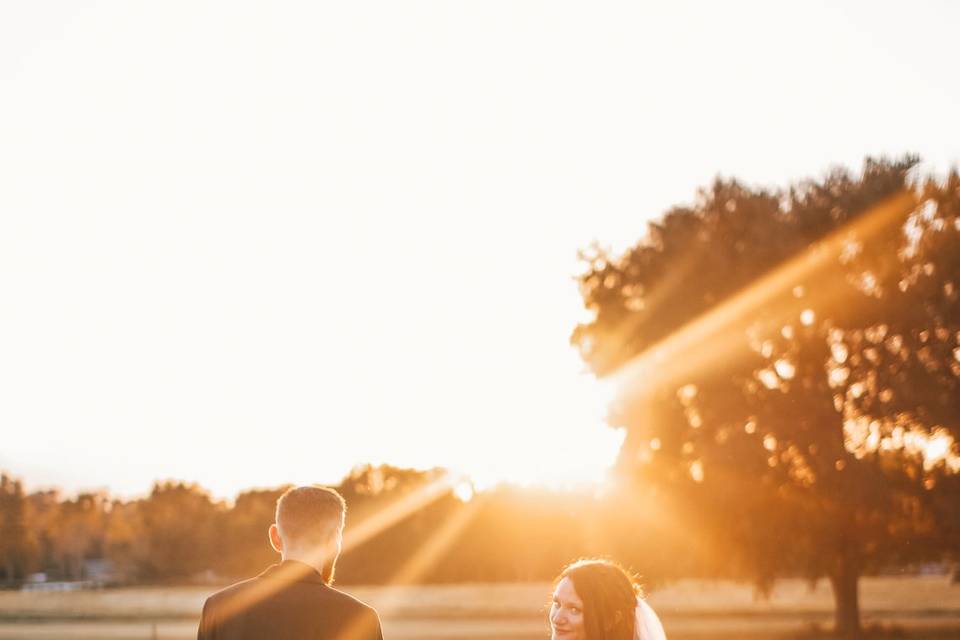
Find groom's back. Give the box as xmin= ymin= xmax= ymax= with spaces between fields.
xmin=198 ymin=563 xmax=383 ymax=640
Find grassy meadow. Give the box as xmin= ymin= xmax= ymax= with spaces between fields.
xmin=0 ymin=576 xmax=957 ymax=639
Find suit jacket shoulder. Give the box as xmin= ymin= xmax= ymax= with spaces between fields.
xmin=197 ymin=562 xmax=382 ymax=640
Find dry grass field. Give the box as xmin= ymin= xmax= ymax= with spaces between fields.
xmin=0 ymin=576 xmax=957 ymax=639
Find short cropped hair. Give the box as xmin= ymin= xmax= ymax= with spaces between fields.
xmin=275 ymin=486 xmax=346 ymax=546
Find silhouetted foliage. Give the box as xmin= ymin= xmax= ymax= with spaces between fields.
xmin=50 ymin=492 xmax=109 ymax=581
xmin=572 ymin=157 xmax=960 ymax=637
xmin=219 ymin=486 xmax=288 ymax=578
xmin=0 ymin=475 xmax=29 ymax=584
xmin=136 ymin=482 xmax=223 ymax=581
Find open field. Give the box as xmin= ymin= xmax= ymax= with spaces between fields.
xmin=0 ymin=576 xmax=957 ymax=639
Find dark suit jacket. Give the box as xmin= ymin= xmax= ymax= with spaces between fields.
xmin=197 ymin=560 xmax=383 ymax=640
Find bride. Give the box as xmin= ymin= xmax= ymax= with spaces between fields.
xmin=549 ymin=559 xmax=667 ymax=640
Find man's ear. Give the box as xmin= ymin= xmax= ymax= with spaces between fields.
xmin=268 ymin=523 xmax=283 ymax=554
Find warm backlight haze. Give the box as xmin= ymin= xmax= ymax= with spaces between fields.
xmin=2 ymin=1 xmax=959 ymax=499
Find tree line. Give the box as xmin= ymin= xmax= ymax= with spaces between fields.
xmin=0 ymin=465 xmax=699 ymax=587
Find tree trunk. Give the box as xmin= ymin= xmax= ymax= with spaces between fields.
xmin=829 ymin=563 xmax=861 ymax=638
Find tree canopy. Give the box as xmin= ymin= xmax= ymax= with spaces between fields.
xmin=572 ymin=157 xmax=960 ymax=637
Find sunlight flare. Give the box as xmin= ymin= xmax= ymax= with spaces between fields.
xmin=607 ymin=191 xmax=917 ymax=393
xmin=337 ymin=498 xmax=485 ymax=639
xmin=343 ymin=473 xmax=463 ymax=554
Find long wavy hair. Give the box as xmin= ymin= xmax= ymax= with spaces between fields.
xmin=556 ymin=559 xmax=640 ymax=640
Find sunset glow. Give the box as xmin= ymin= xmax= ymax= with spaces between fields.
xmin=1 ymin=2 xmax=958 ymax=500
xmin=2 ymin=6 xmax=960 ymax=640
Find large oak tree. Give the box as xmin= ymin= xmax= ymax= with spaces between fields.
xmin=572 ymin=157 xmax=960 ymax=636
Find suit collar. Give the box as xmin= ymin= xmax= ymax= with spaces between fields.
xmin=258 ymin=560 xmax=328 ymax=585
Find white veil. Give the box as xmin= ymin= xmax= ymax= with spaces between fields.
xmin=633 ymin=597 xmax=666 ymax=640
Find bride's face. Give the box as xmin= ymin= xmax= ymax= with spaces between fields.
xmin=550 ymin=577 xmax=586 ymax=640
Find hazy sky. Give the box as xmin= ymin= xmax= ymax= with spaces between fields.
xmin=1 ymin=1 xmax=957 ymax=498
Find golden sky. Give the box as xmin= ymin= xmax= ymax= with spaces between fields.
xmin=1 ymin=1 xmax=957 ymax=498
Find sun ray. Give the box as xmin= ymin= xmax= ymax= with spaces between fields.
xmin=335 ymin=496 xmax=484 ymax=640
xmin=608 ymin=190 xmax=917 ymax=391
xmin=380 ymin=496 xmax=482 ymax=588
xmin=590 ymin=234 xmax=707 ymax=372
xmin=341 ymin=473 xmax=462 ymax=554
